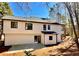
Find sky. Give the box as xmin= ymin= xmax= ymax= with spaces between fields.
xmin=9 ymin=2 xmax=66 ymax=19
xmin=9 ymin=2 xmax=51 ymax=18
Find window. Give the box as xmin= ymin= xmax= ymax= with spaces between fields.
xmin=11 ymin=21 xmax=18 ymax=28
xmin=48 ymin=25 xmax=50 ymax=30
xmin=49 ymin=36 xmax=53 ymax=40
xmin=34 ymin=36 xmax=38 ymax=42
xmin=34 ymin=36 xmax=41 ymax=43
xmin=43 ymin=25 xmax=46 ymax=30
xmin=25 ymin=23 xmax=33 ymax=30
xmin=0 ymin=25 xmax=1 ymax=30
xmin=25 ymin=23 xmax=27 ymax=30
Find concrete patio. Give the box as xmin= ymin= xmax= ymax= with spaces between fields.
xmin=9 ymin=43 xmax=45 ymax=51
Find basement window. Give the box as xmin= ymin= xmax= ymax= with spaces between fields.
xmin=11 ymin=21 xmax=18 ymax=28
xmin=49 ymin=36 xmax=53 ymax=40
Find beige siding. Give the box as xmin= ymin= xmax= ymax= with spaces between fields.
xmin=3 ymin=20 xmax=63 ymax=34
xmin=3 ymin=20 xmax=43 ymax=34
xmin=5 ymin=34 xmax=34 ymax=46
xmin=45 ymin=34 xmax=56 ymax=45
xmin=57 ymin=34 xmax=62 ymax=42
xmin=41 ymin=34 xmax=45 ymax=44
xmin=3 ymin=20 xmax=64 ymax=45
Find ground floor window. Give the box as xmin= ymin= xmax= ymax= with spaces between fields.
xmin=34 ymin=36 xmax=38 ymax=42
xmin=34 ymin=36 xmax=41 ymax=43
xmin=49 ymin=36 xmax=53 ymax=40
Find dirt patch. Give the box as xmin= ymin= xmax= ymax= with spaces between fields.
xmin=0 ymin=50 xmax=26 ymax=56
xmin=31 ymin=36 xmax=79 ymax=56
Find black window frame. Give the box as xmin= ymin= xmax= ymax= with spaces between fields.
xmin=11 ymin=21 xmax=18 ymax=28
xmin=25 ymin=23 xmax=27 ymax=30
xmin=34 ymin=36 xmax=38 ymax=42
xmin=43 ymin=24 xmax=46 ymax=30
xmin=48 ymin=25 xmax=51 ymax=30
xmin=49 ymin=36 xmax=53 ymax=40
xmin=25 ymin=23 xmax=33 ymax=30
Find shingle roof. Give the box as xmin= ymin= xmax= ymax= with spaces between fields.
xmin=2 ymin=16 xmax=63 ymax=25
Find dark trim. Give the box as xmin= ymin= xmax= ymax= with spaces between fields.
xmin=2 ymin=19 xmax=63 ymax=25
xmin=41 ymin=31 xmax=57 ymax=34
xmin=45 ymin=43 xmax=60 ymax=46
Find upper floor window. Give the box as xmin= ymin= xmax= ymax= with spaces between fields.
xmin=25 ymin=23 xmax=33 ymax=30
xmin=11 ymin=21 xmax=18 ymax=28
xmin=43 ymin=25 xmax=46 ymax=30
xmin=48 ymin=25 xmax=50 ymax=30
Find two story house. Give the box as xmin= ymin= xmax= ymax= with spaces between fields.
xmin=0 ymin=16 xmax=64 ymax=46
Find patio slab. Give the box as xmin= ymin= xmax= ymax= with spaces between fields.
xmin=9 ymin=43 xmax=45 ymax=51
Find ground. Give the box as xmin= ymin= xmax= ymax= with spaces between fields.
xmin=0 ymin=43 xmax=45 ymax=56
xmin=0 ymin=36 xmax=79 ymax=56
xmin=31 ymin=36 xmax=79 ymax=56
xmin=9 ymin=43 xmax=44 ymax=51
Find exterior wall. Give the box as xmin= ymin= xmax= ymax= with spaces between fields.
xmin=3 ymin=20 xmax=43 ymax=34
xmin=41 ymin=33 xmax=45 ymax=44
xmin=5 ymin=33 xmax=34 ymax=46
xmin=44 ymin=34 xmax=56 ymax=45
xmin=3 ymin=20 xmax=64 ymax=46
xmin=3 ymin=20 xmax=63 ymax=34
xmin=57 ymin=34 xmax=62 ymax=42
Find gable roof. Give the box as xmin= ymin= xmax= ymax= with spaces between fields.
xmin=2 ymin=16 xmax=63 ymax=25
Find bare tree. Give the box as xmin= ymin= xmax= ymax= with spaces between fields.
xmin=74 ymin=3 xmax=79 ymax=38
xmin=64 ymin=2 xmax=79 ymax=49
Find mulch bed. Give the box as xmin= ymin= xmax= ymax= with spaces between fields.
xmin=0 ymin=46 xmax=12 ymax=53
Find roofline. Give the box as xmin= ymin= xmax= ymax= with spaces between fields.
xmin=2 ymin=19 xmax=63 ymax=25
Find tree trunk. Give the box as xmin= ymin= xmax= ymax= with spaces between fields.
xmin=74 ymin=3 xmax=79 ymax=38
xmin=64 ymin=3 xmax=79 ymax=49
